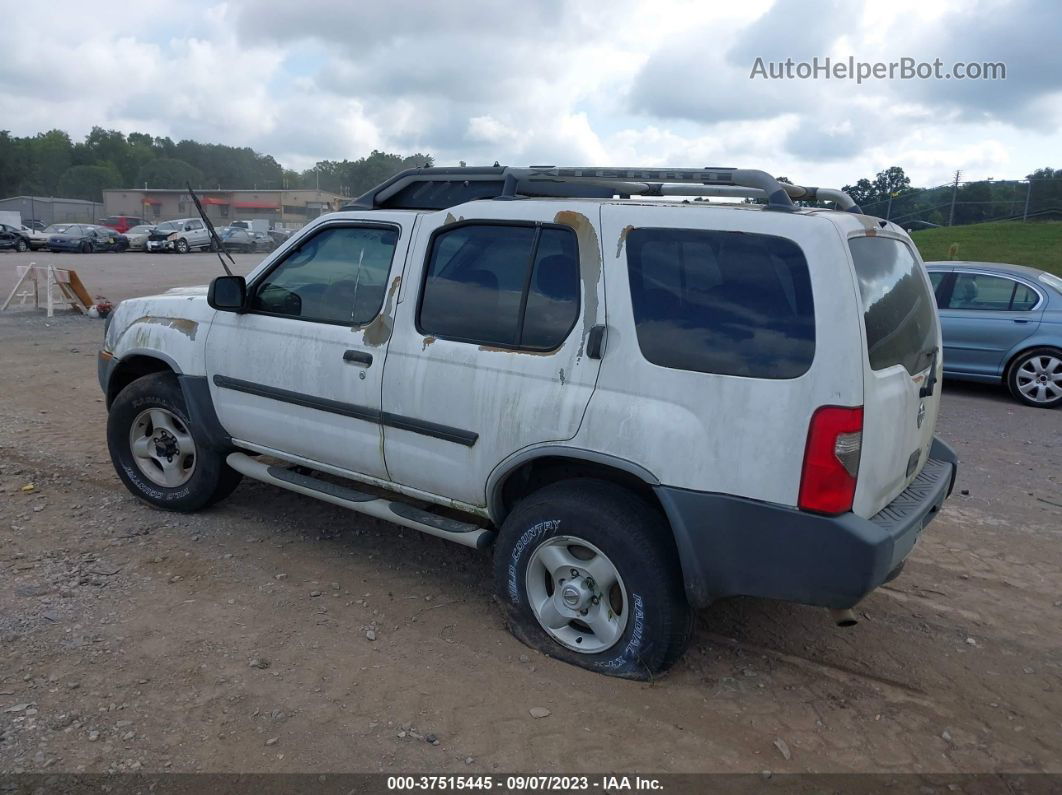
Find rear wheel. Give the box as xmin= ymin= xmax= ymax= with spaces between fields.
xmin=493 ymin=479 xmax=693 ymax=679
xmin=79 ymin=241 xmax=92 ymax=253
xmin=107 ymin=372 xmax=242 ymax=511
xmin=1008 ymin=347 xmax=1062 ymax=408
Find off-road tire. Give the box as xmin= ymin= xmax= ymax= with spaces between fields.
xmin=1007 ymin=347 xmax=1062 ymax=409
xmin=107 ymin=372 xmax=242 ymax=511
xmin=493 ymin=478 xmax=693 ymax=680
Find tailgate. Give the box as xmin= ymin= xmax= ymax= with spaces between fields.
xmin=848 ymin=234 xmax=943 ymax=518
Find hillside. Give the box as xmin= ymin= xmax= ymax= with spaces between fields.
xmin=911 ymin=221 xmax=1062 ymax=276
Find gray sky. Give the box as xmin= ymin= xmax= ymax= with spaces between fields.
xmin=2 ymin=0 xmax=1059 ymax=188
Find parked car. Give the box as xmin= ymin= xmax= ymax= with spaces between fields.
xmin=122 ymin=224 xmax=156 ymax=252
xmin=217 ymin=226 xmax=255 ymax=253
xmin=24 ymin=219 xmax=46 ymax=232
xmin=98 ymin=215 xmax=147 ymax=234
xmin=98 ymin=166 xmax=957 ymax=679
xmin=20 ymin=224 xmax=49 ymax=249
xmin=926 ymin=261 xmax=1062 ymax=408
xmin=146 ymin=218 xmax=211 ymax=253
xmin=0 ymin=223 xmax=33 ymax=252
xmin=46 ymin=223 xmax=125 ymax=253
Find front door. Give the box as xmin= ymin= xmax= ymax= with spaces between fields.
xmin=205 ymin=216 xmax=411 ymax=479
xmin=381 ymin=202 xmax=605 ymax=506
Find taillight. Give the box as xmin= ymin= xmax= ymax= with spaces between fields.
xmin=799 ymin=406 xmax=863 ymax=515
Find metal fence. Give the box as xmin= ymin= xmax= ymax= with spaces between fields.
xmin=857 ymin=175 xmax=1062 ymax=229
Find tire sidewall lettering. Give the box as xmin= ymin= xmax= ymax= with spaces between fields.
xmin=507 ymin=519 xmax=561 ymax=603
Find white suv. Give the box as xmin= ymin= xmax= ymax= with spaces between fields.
xmin=98 ymin=166 xmax=957 ymax=678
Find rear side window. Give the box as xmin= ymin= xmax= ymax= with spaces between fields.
xmin=418 ymin=223 xmax=579 ymax=349
xmin=626 ymin=228 xmax=815 ymax=379
xmin=849 ymin=237 xmax=937 ymax=374
xmin=946 ymin=273 xmax=1039 ymax=311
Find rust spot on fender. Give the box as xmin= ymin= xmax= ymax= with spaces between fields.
xmin=361 ymin=275 xmax=402 ymax=346
xmin=615 ymin=225 xmax=635 ymax=258
xmin=131 ymin=316 xmax=198 ymax=341
xmin=421 ymin=335 xmax=436 ymax=350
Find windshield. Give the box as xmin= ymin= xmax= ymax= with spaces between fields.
xmin=45 ymin=224 xmax=75 ymax=234
xmin=155 ymin=221 xmax=182 ymax=232
xmin=849 ymin=237 xmax=938 ymax=375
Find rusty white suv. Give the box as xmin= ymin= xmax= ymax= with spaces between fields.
xmin=99 ymin=166 xmax=958 ymax=678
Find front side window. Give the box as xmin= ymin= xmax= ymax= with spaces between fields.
xmin=849 ymin=237 xmax=937 ymax=374
xmin=946 ymin=273 xmax=1038 ymax=311
xmin=626 ymin=228 xmax=815 ymax=378
xmin=418 ymin=223 xmax=580 ymax=349
xmin=251 ymin=225 xmax=399 ymax=325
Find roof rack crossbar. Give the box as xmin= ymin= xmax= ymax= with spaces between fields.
xmin=346 ymin=166 xmax=860 ymax=213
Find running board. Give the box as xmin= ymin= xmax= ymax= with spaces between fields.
xmin=226 ymin=452 xmax=495 ymax=550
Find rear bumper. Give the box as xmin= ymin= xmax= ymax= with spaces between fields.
xmin=657 ymin=437 xmax=959 ymax=609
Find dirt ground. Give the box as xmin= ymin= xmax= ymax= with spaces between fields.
xmin=1 ymin=252 xmax=1060 ymax=775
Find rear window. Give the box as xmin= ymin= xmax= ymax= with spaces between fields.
xmin=849 ymin=237 xmax=937 ymax=374
xmin=626 ymin=228 xmax=815 ymax=379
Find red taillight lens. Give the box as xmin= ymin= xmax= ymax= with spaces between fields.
xmin=799 ymin=405 xmax=864 ymax=515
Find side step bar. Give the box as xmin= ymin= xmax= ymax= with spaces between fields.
xmin=226 ymin=452 xmax=495 ymax=550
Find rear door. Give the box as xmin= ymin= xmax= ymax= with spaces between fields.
xmin=849 ymin=234 xmax=942 ymax=517
xmin=936 ymin=271 xmax=1044 ymax=377
xmin=205 ymin=215 xmax=412 ymax=479
xmin=380 ymin=202 xmax=604 ymax=507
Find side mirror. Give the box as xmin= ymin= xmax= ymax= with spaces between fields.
xmin=208 ymin=275 xmax=247 ymax=312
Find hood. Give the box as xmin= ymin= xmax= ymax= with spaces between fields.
xmin=163 ymin=285 xmax=209 ymax=296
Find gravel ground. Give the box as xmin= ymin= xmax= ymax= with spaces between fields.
xmin=0 ymin=252 xmax=1060 ymax=775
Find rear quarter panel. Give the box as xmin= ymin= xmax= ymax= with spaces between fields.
xmin=576 ymin=206 xmax=865 ymax=506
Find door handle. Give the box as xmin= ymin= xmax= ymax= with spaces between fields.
xmin=343 ymin=349 xmax=373 ymax=367
xmin=587 ymin=325 xmax=606 ymax=359
xmin=1012 ymin=319 xmax=1030 ymax=324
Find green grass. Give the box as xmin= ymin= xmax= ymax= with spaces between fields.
xmin=910 ymin=221 xmax=1062 ymax=276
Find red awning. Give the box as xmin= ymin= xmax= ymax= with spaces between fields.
xmin=233 ymin=201 xmax=279 ymax=209
xmin=202 ymin=197 xmax=230 ymax=205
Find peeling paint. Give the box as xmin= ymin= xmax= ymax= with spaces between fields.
xmin=421 ymin=335 xmax=436 ymax=351
xmin=615 ymin=224 xmax=635 ymax=258
xmin=559 ymin=368 xmax=566 ymax=385
xmin=553 ymin=210 xmax=602 ymax=357
xmin=476 ymin=344 xmax=553 ymax=356
xmin=131 ymin=315 xmax=199 ymax=341
xmin=362 ymin=275 xmax=402 ymax=347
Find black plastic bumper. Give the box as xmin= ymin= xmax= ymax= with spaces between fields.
xmin=657 ymin=437 xmax=959 ymax=609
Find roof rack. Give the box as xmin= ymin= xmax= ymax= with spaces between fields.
xmin=343 ymin=166 xmax=863 ymax=214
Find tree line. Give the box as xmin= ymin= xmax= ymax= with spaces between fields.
xmin=0 ymin=127 xmax=432 ymax=202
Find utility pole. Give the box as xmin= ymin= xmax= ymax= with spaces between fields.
xmin=947 ymin=170 xmax=962 ymax=226
xmin=1022 ymin=179 xmax=1032 ymax=222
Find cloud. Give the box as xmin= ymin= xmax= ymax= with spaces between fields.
xmin=0 ymin=0 xmax=1058 ymax=189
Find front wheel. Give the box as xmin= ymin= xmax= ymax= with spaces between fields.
xmin=107 ymin=372 xmax=242 ymax=511
xmin=493 ymin=479 xmax=693 ymax=679
xmin=16 ymin=238 xmax=28 ymax=252
xmin=174 ymin=238 xmax=189 ymax=254
xmin=1008 ymin=347 xmax=1062 ymax=408
xmin=80 ymin=241 xmax=92 ymax=253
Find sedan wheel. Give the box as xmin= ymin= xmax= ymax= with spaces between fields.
xmin=1009 ymin=348 xmax=1062 ymax=408
xmin=16 ymin=239 xmax=28 ymax=253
